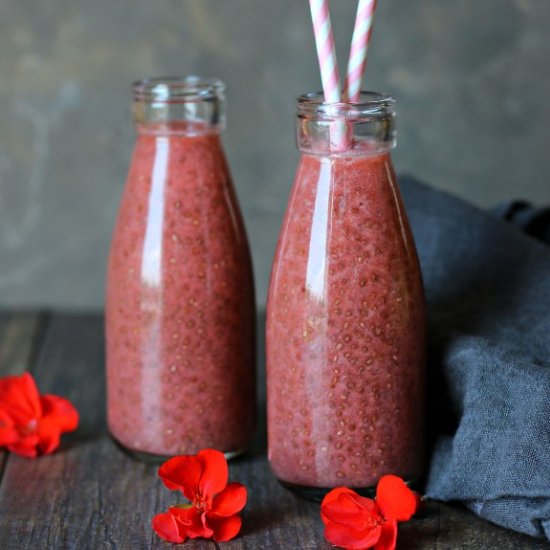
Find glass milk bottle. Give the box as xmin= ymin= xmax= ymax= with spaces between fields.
xmin=266 ymin=93 xmax=425 ymax=498
xmin=106 ymin=77 xmax=256 ymax=460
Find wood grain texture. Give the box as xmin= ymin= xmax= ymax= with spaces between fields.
xmin=0 ymin=312 xmax=45 ymax=377
xmin=0 ymin=312 xmax=548 ymax=549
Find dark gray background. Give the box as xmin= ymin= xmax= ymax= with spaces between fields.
xmin=0 ymin=0 xmax=548 ymax=310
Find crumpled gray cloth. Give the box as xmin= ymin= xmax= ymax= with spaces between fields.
xmin=492 ymin=200 xmax=550 ymax=245
xmin=399 ymin=176 xmax=550 ymax=540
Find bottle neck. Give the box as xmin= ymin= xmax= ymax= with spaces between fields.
xmin=296 ymin=92 xmax=396 ymax=157
xmin=132 ymin=76 xmax=226 ymax=136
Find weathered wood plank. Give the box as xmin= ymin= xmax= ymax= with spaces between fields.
xmin=0 ymin=313 xmax=11 ymax=339
xmin=0 ymin=313 xmax=547 ymax=549
xmin=0 ymin=312 xmax=45 ymax=377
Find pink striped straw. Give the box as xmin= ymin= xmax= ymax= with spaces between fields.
xmin=344 ymin=0 xmax=378 ymax=103
xmin=308 ymin=0 xmax=341 ymax=103
xmin=309 ymin=0 xmax=350 ymax=151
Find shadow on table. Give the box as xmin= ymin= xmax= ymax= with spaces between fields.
xmin=251 ymin=311 xmax=268 ymax=456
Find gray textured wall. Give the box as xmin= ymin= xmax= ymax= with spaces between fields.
xmin=0 ymin=0 xmax=549 ymax=310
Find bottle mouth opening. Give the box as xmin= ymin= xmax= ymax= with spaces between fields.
xmin=133 ymin=76 xmax=225 ymax=103
xmin=297 ymin=91 xmax=395 ymax=121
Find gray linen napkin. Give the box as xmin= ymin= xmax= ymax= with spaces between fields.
xmin=399 ymin=176 xmax=550 ymax=540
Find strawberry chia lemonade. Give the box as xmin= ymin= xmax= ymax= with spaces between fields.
xmin=106 ymin=78 xmax=256 ymax=459
xmin=267 ymin=93 xmax=425 ymax=493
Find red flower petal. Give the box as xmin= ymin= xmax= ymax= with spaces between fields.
xmin=152 ymin=511 xmax=186 ymax=543
xmin=375 ymin=519 xmax=397 ymax=550
xmin=209 ymin=514 xmax=242 ymax=542
xmin=40 ymin=395 xmax=79 ymax=432
xmin=376 ymin=475 xmax=418 ymax=522
xmin=324 ymin=522 xmax=382 ymax=550
xmin=36 ymin=424 xmax=62 ymax=455
xmin=159 ymin=455 xmax=203 ymax=500
xmin=210 ymin=482 xmax=247 ymax=518
xmin=7 ymin=437 xmax=39 ymax=458
xmin=158 ymin=449 xmax=228 ymax=502
xmin=0 ymin=373 xmax=42 ymax=425
xmin=322 ymin=487 xmax=380 ymax=528
xmin=196 ymin=449 xmax=228 ymax=498
xmin=37 ymin=395 xmax=79 ymax=454
xmin=0 ymin=374 xmax=79 ymax=458
xmin=321 ymin=488 xmax=386 ymax=550
xmin=170 ymin=506 xmax=213 ymax=539
xmin=0 ymin=409 xmax=18 ymax=447
xmin=322 ymin=487 xmax=361 ymax=509
xmin=153 ymin=450 xmax=247 ymax=544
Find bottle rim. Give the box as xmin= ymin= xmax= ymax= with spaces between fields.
xmin=132 ymin=76 xmax=225 ymax=103
xmin=297 ymin=91 xmax=395 ymax=121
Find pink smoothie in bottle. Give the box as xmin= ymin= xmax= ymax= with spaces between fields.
xmin=106 ymin=77 xmax=256 ymax=459
xmin=266 ymin=93 xmax=425 ymax=496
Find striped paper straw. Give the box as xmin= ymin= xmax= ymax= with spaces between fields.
xmin=344 ymin=0 xmax=377 ymax=103
xmin=309 ymin=0 xmax=349 ymax=151
xmin=309 ymin=0 xmax=341 ymax=103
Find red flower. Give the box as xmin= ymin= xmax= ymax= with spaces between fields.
xmin=152 ymin=449 xmax=247 ymax=543
xmin=0 ymin=372 xmax=79 ymax=458
xmin=321 ymin=475 xmax=420 ymax=550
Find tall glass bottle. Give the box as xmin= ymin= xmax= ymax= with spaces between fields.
xmin=106 ymin=77 xmax=256 ymax=460
xmin=266 ymin=93 xmax=425 ymax=498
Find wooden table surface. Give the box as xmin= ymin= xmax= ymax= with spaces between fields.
xmin=0 ymin=312 xmax=548 ymax=550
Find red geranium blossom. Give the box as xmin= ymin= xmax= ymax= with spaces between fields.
xmin=321 ymin=475 xmax=420 ymax=550
xmin=152 ymin=448 xmax=247 ymax=543
xmin=0 ymin=372 xmax=79 ymax=458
